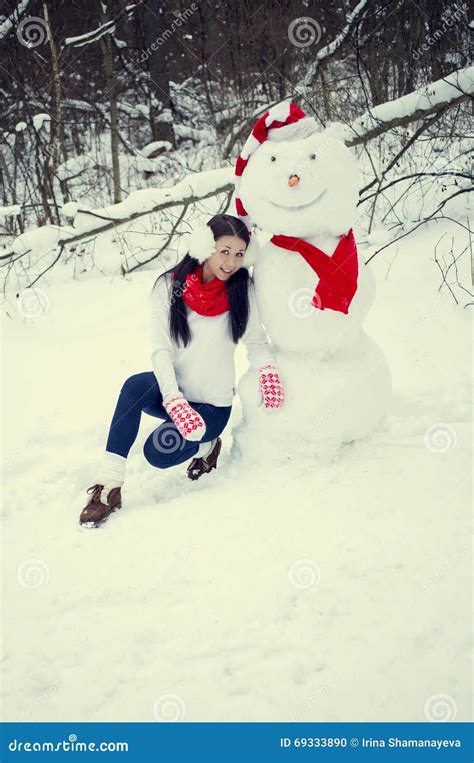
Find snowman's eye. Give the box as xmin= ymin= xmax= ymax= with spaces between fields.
xmin=270 ymin=156 xmax=277 ymax=162
xmin=309 ymin=153 xmax=317 ymax=160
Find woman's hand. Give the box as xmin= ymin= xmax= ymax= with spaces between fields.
xmin=258 ymin=364 xmax=284 ymax=409
xmin=163 ymin=395 xmax=206 ymax=441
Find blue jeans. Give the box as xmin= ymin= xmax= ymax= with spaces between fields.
xmin=105 ymin=372 xmax=232 ymax=469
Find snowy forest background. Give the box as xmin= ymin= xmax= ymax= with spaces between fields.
xmin=0 ymin=0 xmax=472 ymax=291
xmin=1 ymin=0 xmax=473 ymax=725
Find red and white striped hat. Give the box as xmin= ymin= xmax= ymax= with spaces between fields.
xmin=234 ymin=101 xmax=317 ymax=230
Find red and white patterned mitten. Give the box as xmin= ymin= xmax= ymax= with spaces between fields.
xmin=163 ymin=395 xmax=206 ymax=441
xmin=258 ymin=364 xmax=284 ymax=409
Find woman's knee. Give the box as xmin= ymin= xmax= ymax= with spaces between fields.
xmin=143 ymin=437 xmax=167 ymax=468
xmin=197 ymin=405 xmax=232 ymax=440
xmin=143 ymin=424 xmax=195 ymax=469
xmin=120 ymin=371 xmax=155 ymax=399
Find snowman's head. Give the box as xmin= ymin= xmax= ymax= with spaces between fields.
xmin=236 ymin=107 xmax=360 ymax=238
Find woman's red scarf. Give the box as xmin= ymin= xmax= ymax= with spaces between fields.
xmin=178 ymin=264 xmax=229 ymax=316
xmin=271 ymin=229 xmax=358 ymax=315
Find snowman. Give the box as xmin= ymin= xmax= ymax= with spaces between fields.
xmin=231 ymin=102 xmax=392 ymax=465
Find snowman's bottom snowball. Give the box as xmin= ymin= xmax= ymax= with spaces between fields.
xmin=232 ymin=335 xmax=392 ymax=467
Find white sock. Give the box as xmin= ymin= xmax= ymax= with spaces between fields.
xmin=96 ymin=451 xmax=127 ymax=487
xmin=195 ymin=439 xmax=216 ymax=459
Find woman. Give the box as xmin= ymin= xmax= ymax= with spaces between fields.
xmin=80 ymin=214 xmax=284 ymax=527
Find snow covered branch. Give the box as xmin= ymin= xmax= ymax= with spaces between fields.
xmin=300 ymin=0 xmax=371 ymax=90
xmin=63 ymin=3 xmax=139 ymax=48
xmin=344 ymin=67 xmax=473 ymax=146
xmin=0 ymin=0 xmax=31 ymax=41
xmin=4 ymin=168 xmax=233 ymax=265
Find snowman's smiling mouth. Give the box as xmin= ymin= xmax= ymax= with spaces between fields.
xmin=269 ymin=188 xmax=327 ymax=210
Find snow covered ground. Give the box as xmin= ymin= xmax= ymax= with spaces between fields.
xmin=1 ymin=216 xmax=472 ymax=723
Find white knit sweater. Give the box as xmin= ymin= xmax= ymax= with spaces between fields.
xmin=149 ymin=273 xmax=275 ymax=407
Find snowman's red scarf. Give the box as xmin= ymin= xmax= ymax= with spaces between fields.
xmin=270 ymin=228 xmax=358 ymax=315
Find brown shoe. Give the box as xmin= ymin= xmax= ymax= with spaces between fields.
xmin=187 ymin=438 xmax=222 ymax=481
xmin=79 ymin=484 xmax=122 ymax=527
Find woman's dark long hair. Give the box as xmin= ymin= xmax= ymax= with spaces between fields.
xmin=153 ymin=214 xmax=251 ymax=347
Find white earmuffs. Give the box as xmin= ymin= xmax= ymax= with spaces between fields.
xmin=183 ymin=224 xmax=259 ymax=269
xmin=186 ymin=225 xmax=216 ymax=263
xmin=243 ymin=234 xmax=259 ymax=268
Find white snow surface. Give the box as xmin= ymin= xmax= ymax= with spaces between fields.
xmin=0 ymin=205 xmax=21 ymax=218
xmin=1 ymin=219 xmax=472 ymax=723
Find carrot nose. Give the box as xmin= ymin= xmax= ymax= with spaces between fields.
xmin=288 ymin=174 xmax=300 ymax=187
